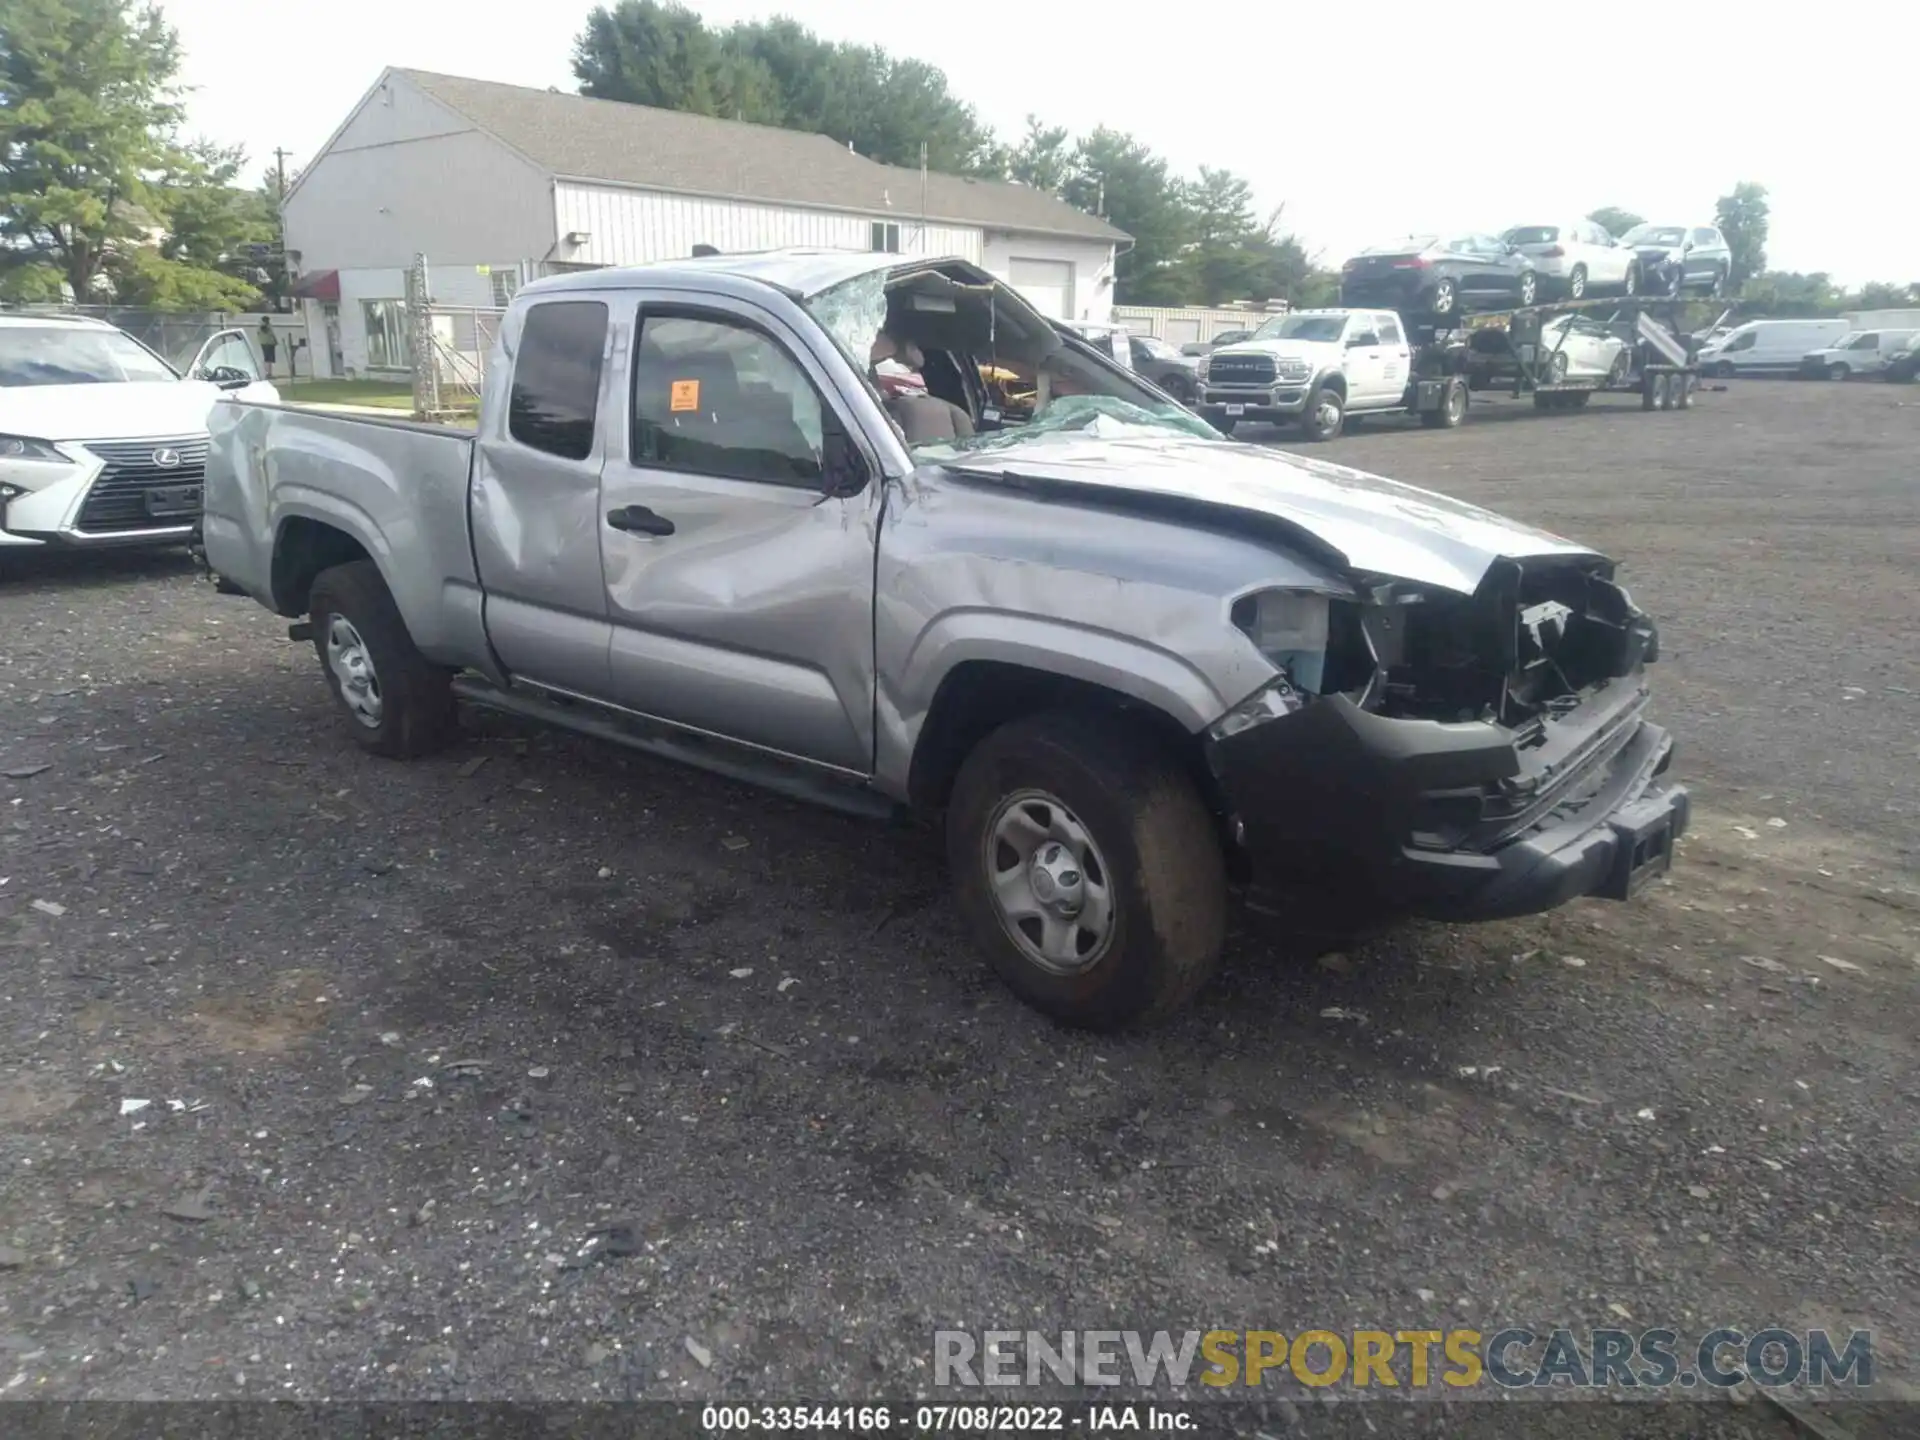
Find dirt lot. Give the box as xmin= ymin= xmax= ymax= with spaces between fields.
xmin=2 ymin=380 xmax=1915 ymax=1424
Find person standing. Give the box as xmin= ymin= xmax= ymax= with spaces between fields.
xmin=257 ymin=316 xmax=279 ymax=377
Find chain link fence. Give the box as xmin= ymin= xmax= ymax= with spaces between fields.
xmin=422 ymin=306 xmax=503 ymax=419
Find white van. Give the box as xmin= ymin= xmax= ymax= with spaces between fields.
xmin=1697 ymin=319 xmax=1851 ymax=377
xmin=1802 ymin=329 xmax=1920 ymax=380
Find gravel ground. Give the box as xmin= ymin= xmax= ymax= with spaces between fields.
xmin=1 ymin=380 xmax=1915 ymax=1429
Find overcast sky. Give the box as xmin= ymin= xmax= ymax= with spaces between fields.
xmin=165 ymin=0 xmax=1914 ymax=285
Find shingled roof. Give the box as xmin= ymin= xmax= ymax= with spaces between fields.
xmin=395 ymin=70 xmax=1127 ymax=244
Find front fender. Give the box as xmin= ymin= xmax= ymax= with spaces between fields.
xmin=873 ymin=609 xmax=1240 ymax=798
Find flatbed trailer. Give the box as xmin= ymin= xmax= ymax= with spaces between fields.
xmin=1409 ymin=296 xmax=1706 ymax=415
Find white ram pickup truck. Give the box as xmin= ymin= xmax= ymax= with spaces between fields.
xmin=1197 ymin=308 xmax=1467 ymax=440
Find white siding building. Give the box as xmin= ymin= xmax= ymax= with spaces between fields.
xmin=285 ymin=69 xmax=1129 ymax=379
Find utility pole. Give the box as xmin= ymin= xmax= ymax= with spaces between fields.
xmin=272 ymin=147 xmax=291 ymax=205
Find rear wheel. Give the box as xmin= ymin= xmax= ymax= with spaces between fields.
xmin=1517 ymin=271 xmax=1539 ymax=306
xmin=1709 ymin=266 xmax=1728 ymax=298
xmin=1299 ymin=385 xmax=1345 ymax=441
xmin=1428 ymin=278 xmax=1458 ymax=319
xmin=946 ymin=711 xmax=1227 ymax=1030
xmin=1674 ymin=373 xmax=1694 ymax=409
xmin=1566 ymin=265 xmax=1588 ymax=300
xmin=1420 ymin=378 xmax=1468 ymax=428
xmin=1622 ymin=263 xmax=1641 ymax=297
xmin=308 ymin=560 xmax=457 ymax=759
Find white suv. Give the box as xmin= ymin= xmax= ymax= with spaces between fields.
xmin=1501 ymin=220 xmax=1640 ymax=300
xmin=0 ymin=315 xmax=277 ymax=555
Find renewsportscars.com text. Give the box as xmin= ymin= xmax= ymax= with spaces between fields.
xmin=933 ymin=1327 xmax=1874 ymax=1391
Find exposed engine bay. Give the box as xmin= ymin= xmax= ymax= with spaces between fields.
xmin=1236 ymin=557 xmax=1659 ymax=734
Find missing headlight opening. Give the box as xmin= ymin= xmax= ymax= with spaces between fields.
xmin=1234 ymin=559 xmax=1659 ymax=729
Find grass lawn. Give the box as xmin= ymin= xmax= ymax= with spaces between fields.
xmin=278 ymin=379 xmax=415 ymax=409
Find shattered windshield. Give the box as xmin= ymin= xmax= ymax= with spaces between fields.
xmin=806 ymin=263 xmax=1218 ymax=454
xmin=915 ymin=394 xmax=1220 ymax=460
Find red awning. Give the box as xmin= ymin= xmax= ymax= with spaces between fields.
xmin=291 ymin=269 xmax=340 ymax=302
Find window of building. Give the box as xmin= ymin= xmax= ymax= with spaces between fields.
xmin=491 ymin=269 xmax=521 ymax=307
xmin=631 ymin=311 xmax=825 ymax=488
xmin=507 ymin=301 xmax=608 ymax=461
xmin=363 ymin=300 xmax=411 ymax=371
xmin=869 ymin=222 xmax=901 ymax=254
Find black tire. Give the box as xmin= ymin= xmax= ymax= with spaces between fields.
xmin=1427 ymin=278 xmax=1458 ymax=318
xmin=1666 ymin=265 xmax=1685 ymax=298
xmin=308 ymin=560 xmax=457 ymax=759
xmin=1653 ymin=374 xmax=1674 ymax=410
xmin=1569 ymin=390 xmax=1592 ymax=409
xmin=1299 ymin=384 xmax=1345 ymax=441
xmin=1517 ymin=271 xmax=1539 ymax=307
xmin=1713 ymin=359 xmax=1736 ymax=379
xmin=1544 ymin=351 xmax=1570 ymax=384
xmin=1161 ymin=373 xmax=1196 ymax=405
xmin=1212 ymin=416 xmax=1237 ymax=436
xmin=1709 ymin=266 xmax=1728 ymax=298
xmin=1623 ymin=262 xmax=1640 ymax=297
xmin=1420 ymin=377 xmax=1468 ymax=428
xmin=1827 ymin=362 xmax=1850 ymax=382
xmin=1566 ymin=266 xmax=1587 ymax=300
xmin=1608 ymin=352 xmax=1633 ymax=388
xmin=946 ymin=711 xmax=1227 ymax=1030
xmin=1674 ymin=374 xmax=1694 ymax=409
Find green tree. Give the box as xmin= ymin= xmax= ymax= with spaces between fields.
xmin=573 ymin=3 xmax=998 ymax=172
xmin=1 ymin=0 xmax=264 ymax=309
xmin=1737 ymin=271 xmax=1840 ymax=316
xmin=1064 ymin=129 xmax=1192 ymax=306
xmin=0 ymin=0 xmax=183 ymax=300
xmin=1587 ymin=207 xmax=1644 ymax=239
xmin=1849 ymin=280 xmax=1918 ymax=310
xmin=1004 ymin=116 xmax=1073 ymax=194
xmin=1714 ymin=182 xmax=1769 ymax=290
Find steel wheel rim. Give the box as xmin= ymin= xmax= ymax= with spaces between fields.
xmin=325 ymin=615 xmax=384 ymax=728
xmin=982 ymin=789 xmax=1116 ymax=976
xmin=1315 ymin=398 xmax=1342 ymax=433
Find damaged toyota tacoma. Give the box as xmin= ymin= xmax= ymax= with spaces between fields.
xmin=203 ymin=248 xmax=1688 ymax=1030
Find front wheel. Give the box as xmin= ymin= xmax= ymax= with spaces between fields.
xmin=1608 ymin=352 xmax=1633 ymax=388
xmin=1713 ymin=359 xmax=1736 ymax=379
xmin=1211 ymin=416 xmax=1237 ymax=436
xmin=308 ymin=560 xmax=457 ymax=759
xmin=1827 ymin=362 xmax=1851 ymax=381
xmin=1566 ymin=266 xmax=1587 ymax=300
xmin=1299 ymin=385 xmax=1345 ymax=441
xmin=1622 ymin=263 xmax=1641 ymax=297
xmin=1544 ymin=351 xmax=1570 ymax=384
xmin=1709 ymin=266 xmax=1728 ymax=298
xmin=946 ymin=712 xmax=1227 ymax=1030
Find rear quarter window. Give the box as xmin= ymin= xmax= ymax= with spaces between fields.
xmin=508 ymin=301 xmax=608 ymax=461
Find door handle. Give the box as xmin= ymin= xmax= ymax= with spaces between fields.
xmin=606 ymin=505 xmax=675 ymax=536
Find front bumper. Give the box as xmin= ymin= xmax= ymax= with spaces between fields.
xmin=0 ymin=437 xmax=205 ymax=548
xmin=1207 ymin=690 xmax=1689 ymax=922
xmin=1199 ymin=384 xmax=1314 ymax=422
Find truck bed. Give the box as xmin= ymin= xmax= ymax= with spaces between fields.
xmin=202 ymin=399 xmax=486 ymax=667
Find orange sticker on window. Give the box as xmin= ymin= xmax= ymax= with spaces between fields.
xmin=669 ymin=379 xmax=700 ymax=412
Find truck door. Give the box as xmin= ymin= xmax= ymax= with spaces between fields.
xmin=469 ymin=298 xmax=616 ymax=697
xmin=1374 ymin=314 xmax=1410 ymax=402
xmin=594 ymin=294 xmax=885 ymax=775
xmin=1341 ymin=319 xmax=1389 ymax=405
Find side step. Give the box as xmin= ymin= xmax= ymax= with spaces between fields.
xmin=448 ymin=676 xmax=901 ymax=823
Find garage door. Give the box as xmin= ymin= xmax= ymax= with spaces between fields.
xmin=1008 ymin=258 xmax=1074 ymax=320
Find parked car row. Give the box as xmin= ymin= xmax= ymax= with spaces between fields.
xmin=1338 ymin=221 xmax=1732 ymax=320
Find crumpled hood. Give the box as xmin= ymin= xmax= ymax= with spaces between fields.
xmin=0 ymin=380 xmax=226 ymax=443
xmin=939 ymin=431 xmax=1601 ymax=594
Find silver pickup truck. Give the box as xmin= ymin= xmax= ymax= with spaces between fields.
xmin=205 ymin=248 xmax=1689 ymax=1029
